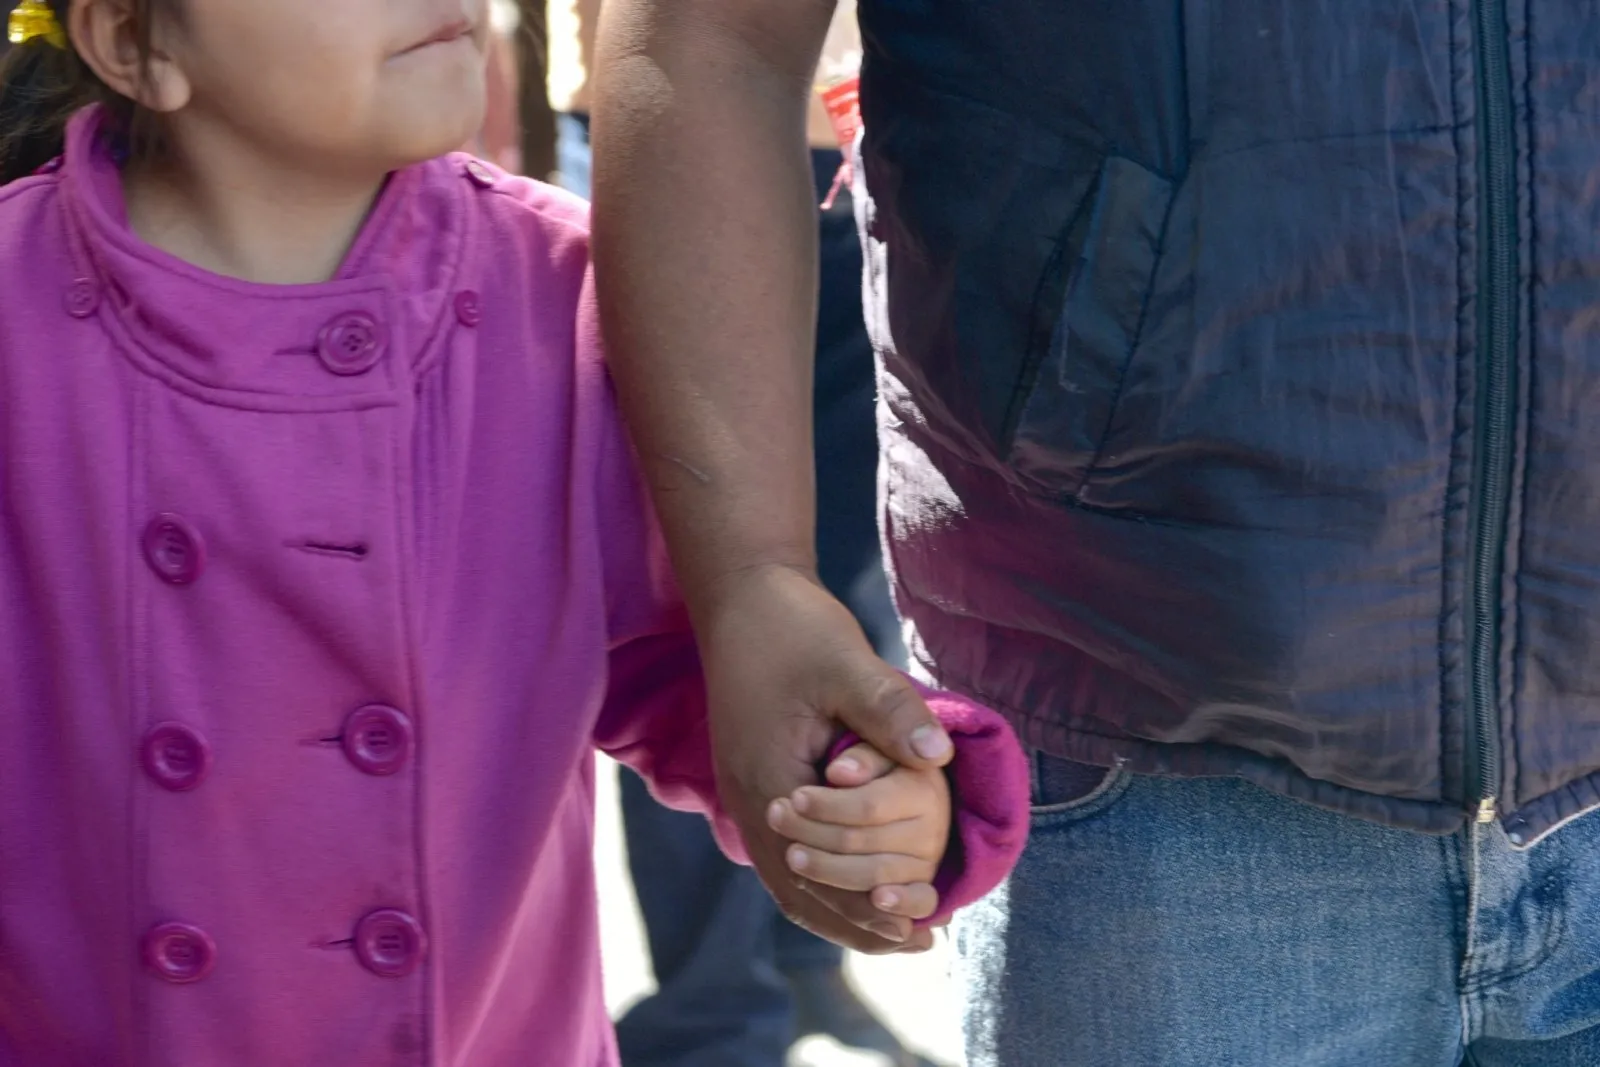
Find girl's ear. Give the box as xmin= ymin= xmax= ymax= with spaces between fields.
xmin=69 ymin=0 xmax=190 ymax=114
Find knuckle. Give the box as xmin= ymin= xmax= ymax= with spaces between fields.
xmin=864 ymin=673 xmax=920 ymax=723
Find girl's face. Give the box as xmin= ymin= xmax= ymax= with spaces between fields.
xmin=152 ymin=0 xmax=491 ymax=173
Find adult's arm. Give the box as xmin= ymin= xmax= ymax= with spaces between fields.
xmin=591 ymin=0 xmax=955 ymax=951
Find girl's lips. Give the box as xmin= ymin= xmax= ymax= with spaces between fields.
xmin=401 ymin=19 xmax=473 ymax=55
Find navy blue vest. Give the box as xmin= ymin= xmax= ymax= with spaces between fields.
xmin=858 ymin=0 xmax=1600 ymax=841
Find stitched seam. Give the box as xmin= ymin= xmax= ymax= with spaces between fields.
xmin=998 ymin=175 xmax=1101 ymax=452
xmin=1071 ymin=179 xmax=1179 ymax=500
xmin=1029 ymin=760 xmax=1131 ymax=816
xmin=1440 ymin=0 xmax=1470 ymax=809
xmin=1507 ymin=0 xmax=1536 ymax=812
xmin=1202 ymin=121 xmax=1466 ymax=167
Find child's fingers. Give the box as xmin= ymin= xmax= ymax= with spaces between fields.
xmin=785 ymin=844 xmax=935 ymax=892
xmin=767 ymin=798 xmax=928 ymax=857
xmin=788 ymin=776 xmax=925 ymax=827
xmin=824 ymin=742 xmax=897 ymax=787
xmin=871 ymin=883 xmax=939 ymax=921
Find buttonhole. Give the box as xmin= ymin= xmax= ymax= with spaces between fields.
xmin=289 ymin=540 xmax=369 ymax=561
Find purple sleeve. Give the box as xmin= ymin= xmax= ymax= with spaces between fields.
xmin=823 ymin=681 xmax=1031 ymax=927
xmin=592 ymin=630 xmax=750 ymax=865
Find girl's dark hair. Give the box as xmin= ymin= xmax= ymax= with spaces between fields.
xmin=0 ymin=1 xmax=160 ymax=184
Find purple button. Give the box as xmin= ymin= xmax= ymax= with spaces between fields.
xmin=142 ymin=514 xmax=205 ymax=585
xmin=141 ymin=723 xmax=210 ymax=792
xmin=341 ymin=704 xmax=413 ymax=777
xmin=453 ymin=290 xmax=482 ymax=328
xmin=463 ymin=160 xmax=496 ymax=189
xmin=354 ymin=909 xmax=425 ymax=978
xmin=315 ymin=312 xmax=386 ymax=376
xmin=64 ymin=279 xmax=100 ymax=319
xmin=143 ymin=922 xmax=216 ymax=983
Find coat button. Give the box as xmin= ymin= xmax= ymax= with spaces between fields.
xmin=64 ymin=279 xmax=101 ymax=318
xmin=142 ymin=514 xmax=205 ymax=585
xmin=354 ymin=909 xmax=425 ymax=978
xmin=463 ymin=160 xmax=496 ymax=188
xmin=315 ymin=312 xmax=386 ymax=376
xmin=341 ymin=704 xmax=413 ymax=777
xmin=453 ymin=290 xmax=482 ymax=328
xmin=143 ymin=922 xmax=216 ymax=983
xmin=141 ymin=723 xmax=211 ymax=791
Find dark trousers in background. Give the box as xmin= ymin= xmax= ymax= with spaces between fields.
xmin=612 ymin=148 xmax=907 ymax=1067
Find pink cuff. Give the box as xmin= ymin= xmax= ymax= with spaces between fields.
xmin=819 ymin=681 xmax=1030 ymax=928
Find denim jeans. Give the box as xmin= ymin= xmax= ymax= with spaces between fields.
xmin=956 ymin=752 xmax=1600 ymax=1066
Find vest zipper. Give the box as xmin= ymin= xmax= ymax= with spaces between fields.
xmin=1467 ymin=0 xmax=1517 ymax=823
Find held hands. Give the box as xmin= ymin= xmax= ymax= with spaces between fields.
xmin=767 ymin=742 xmax=952 ymax=923
xmin=698 ymin=563 xmax=955 ymax=953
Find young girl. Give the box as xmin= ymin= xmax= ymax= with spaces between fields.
xmin=0 ymin=2 xmax=1029 ymax=1064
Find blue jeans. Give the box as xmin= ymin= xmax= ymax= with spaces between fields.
xmin=957 ymin=753 xmax=1600 ymax=1066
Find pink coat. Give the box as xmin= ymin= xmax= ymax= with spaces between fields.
xmin=0 ymin=107 xmax=1028 ymax=1066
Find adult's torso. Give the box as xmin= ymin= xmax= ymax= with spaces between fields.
xmin=856 ymin=0 xmax=1600 ymax=842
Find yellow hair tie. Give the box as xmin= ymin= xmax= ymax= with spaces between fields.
xmin=8 ymin=0 xmax=68 ymax=50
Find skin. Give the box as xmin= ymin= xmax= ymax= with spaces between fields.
xmin=593 ymin=0 xmax=955 ymax=952
xmin=68 ymin=0 xmax=492 ymax=283
xmin=777 ymin=744 xmax=950 ymax=921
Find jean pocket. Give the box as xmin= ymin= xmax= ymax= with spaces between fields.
xmin=1029 ymin=753 xmax=1134 ymax=825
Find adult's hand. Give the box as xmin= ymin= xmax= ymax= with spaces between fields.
xmin=589 ymin=0 xmax=940 ymax=945
xmin=698 ymin=562 xmax=954 ymax=953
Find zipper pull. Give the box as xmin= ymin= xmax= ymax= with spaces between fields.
xmin=1476 ymin=797 xmax=1498 ymax=824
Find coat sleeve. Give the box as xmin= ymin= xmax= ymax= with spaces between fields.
xmin=579 ymin=274 xmax=749 ymax=864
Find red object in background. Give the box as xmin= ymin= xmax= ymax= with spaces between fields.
xmin=817 ymin=75 xmax=861 ymax=210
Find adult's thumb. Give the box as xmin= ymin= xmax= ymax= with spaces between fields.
xmin=831 ymin=657 xmax=953 ymax=771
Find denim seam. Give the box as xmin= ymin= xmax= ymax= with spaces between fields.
xmin=1029 ymin=758 xmax=1132 ymax=817
xmin=1028 ymin=763 xmax=1135 ymax=828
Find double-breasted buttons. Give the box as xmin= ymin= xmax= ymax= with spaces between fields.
xmin=143 ymin=922 xmax=216 ymax=983
xmin=64 ymin=278 xmax=101 ymax=318
xmin=141 ymin=722 xmax=210 ymax=792
xmin=354 ymin=909 xmax=426 ymax=978
xmin=453 ymin=290 xmax=482 ymax=328
xmin=142 ymin=514 xmax=205 ymax=585
xmin=341 ymin=704 xmax=413 ymax=777
xmin=315 ymin=312 xmax=387 ymax=376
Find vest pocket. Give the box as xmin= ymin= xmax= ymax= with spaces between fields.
xmin=1002 ymin=154 xmax=1176 ymax=496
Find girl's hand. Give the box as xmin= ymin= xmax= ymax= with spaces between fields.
xmin=766 ymin=743 xmax=951 ymax=923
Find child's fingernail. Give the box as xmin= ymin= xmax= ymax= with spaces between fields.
xmin=833 ymin=756 xmax=861 ymax=776
xmin=877 ymin=888 xmax=900 ymax=909
xmin=868 ymin=921 xmax=907 ymax=944
xmin=791 ymin=790 xmax=810 ymax=814
xmin=788 ymin=846 xmax=810 ymax=871
xmin=911 ymin=725 xmax=952 ymax=760
xmin=767 ymin=799 xmax=786 ymax=828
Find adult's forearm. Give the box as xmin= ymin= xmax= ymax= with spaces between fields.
xmin=592 ymin=1 xmax=836 ymax=621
